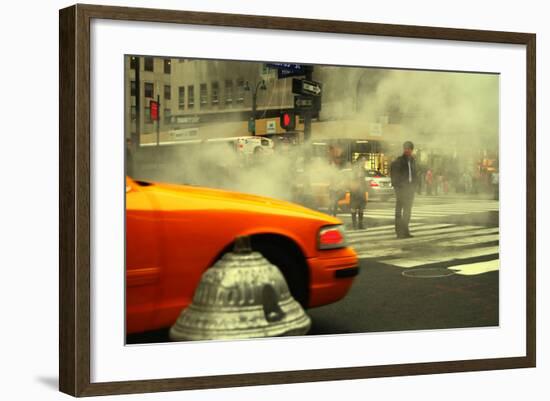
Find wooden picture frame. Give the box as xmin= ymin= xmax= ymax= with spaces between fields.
xmin=59 ymin=3 xmax=536 ymax=397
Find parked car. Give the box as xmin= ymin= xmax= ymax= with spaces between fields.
xmin=364 ymin=169 xmax=394 ymax=201
xmin=126 ymin=177 xmax=359 ymax=334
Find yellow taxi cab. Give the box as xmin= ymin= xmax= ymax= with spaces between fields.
xmin=126 ymin=177 xmax=359 ymax=334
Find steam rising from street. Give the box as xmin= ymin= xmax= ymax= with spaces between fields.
xmin=321 ymin=67 xmax=498 ymax=151
xmin=359 ymin=69 xmax=499 ymax=152
xmin=130 ymin=61 xmax=499 ymax=209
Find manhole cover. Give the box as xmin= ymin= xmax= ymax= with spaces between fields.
xmin=402 ymin=267 xmax=456 ymax=278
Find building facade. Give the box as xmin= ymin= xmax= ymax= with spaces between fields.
xmin=125 ymin=56 xmax=310 ymax=146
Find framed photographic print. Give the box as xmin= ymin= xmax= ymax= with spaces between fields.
xmin=59 ymin=4 xmax=536 ymax=397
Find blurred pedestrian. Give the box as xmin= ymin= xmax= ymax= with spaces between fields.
xmin=391 ymin=141 xmax=418 ymax=238
xmin=349 ymin=158 xmax=367 ymax=230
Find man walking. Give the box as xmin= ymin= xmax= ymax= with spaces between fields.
xmin=391 ymin=141 xmax=417 ymax=238
xmin=349 ymin=157 xmax=368 ymax=230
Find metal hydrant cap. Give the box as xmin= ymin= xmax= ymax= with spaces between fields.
xmin=169 ymin=236 xmax=311 ymax=341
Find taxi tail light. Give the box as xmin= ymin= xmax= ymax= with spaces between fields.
xmin=318 ymin=225 xmax=347 ymax=250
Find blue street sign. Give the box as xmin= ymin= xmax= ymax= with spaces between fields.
xmin=266 ymin=63 xmax=304 ymax=71
xmin=266 ymin=63 xmax=306 ymax=79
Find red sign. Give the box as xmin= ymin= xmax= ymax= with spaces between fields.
xmin=150 ymin=100 xmax=159 ymax=121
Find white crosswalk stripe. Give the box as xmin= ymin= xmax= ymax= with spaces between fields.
xmin=448 ymin=259 xmax=500 ymax=275
xmin=346 ymin=222 xmax=499 ymax=275
xmin=345 ymin=223 xmax=446 ymax=238
xmin=348 ymin=225 xmax=496 ymax=244
xmin=335 ymin=198 xmax=499 ymax=221
xmin=380 ymin=246 xmax=499 ymax=268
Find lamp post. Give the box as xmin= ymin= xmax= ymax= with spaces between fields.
xmin=244 ymin=80 xmax=267 ymax=136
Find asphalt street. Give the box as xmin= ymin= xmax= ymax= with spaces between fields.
xmin=127 ymin=193 xmax=500 ymax=344
xmin=308 ymin=193 xmax=499 ymax=335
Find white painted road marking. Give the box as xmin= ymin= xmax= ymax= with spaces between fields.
xmin=346 ymin=222 xmax=500 ymax=275
xmin=448 ymin=259 xmax=500 ymax=276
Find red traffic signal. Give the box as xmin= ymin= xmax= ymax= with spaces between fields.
xmin=280 ymin=112 xmax=296 ymax=131
xmin=150 ymin=100 xmax=159 ymax=121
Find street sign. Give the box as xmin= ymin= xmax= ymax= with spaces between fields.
xmin=292 ymin=78 xmax=322 ymax=96
xmin=265 ymin=63 xmax=306 ymax=79
xmin=294 ymin=96 xmax=314 ymax=108
xmin=175 ymin=115 xmax=200 ymax=124
xmin=169 ymin=128 xmax=199 ymax=141
xmin=294 ymin=95 xmax=321 ymax=112
xmin=266 ymin=120 xmax=277 ymax=134
xmin=266 ymin=63 xmax=304 ymax=71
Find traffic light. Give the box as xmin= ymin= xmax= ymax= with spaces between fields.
xmin=280 ymin=112 xmax=296 ymax=131
xmin=150 ymin=100 xmax=159 ymax=121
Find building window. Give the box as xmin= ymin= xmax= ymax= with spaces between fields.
xmin=144 ymin=82 xmax=154 ymax=98
xmin=236 ymin=78 xmax=245 ymax=104
xmin=164 ymin=108 xmax=171 ymax=124
xmin=200 ymin=83 xmax=208 ymax=107
xmin=164 ymin=85 xmax=171 ymax=100
xmin=130 ymin=56 xmax=138 ymax=69
xmin=145 ymin=106 xmax=152 ymax=123
xmin=144 ymin=57 xmax=154 ymax=72
xmin=164 ymin=59 xmax=171 ymax=74
xmin=178 ymin=86 xmax=185 ymax=110
xmin=130 ymin=81 xmax=137 ymax=97
xmin=211 ymin=81 xmax=219 ymax=105
xmin=225 ymin=80 xmax=233 ymax=105
xmin=187 ymin=85 xmax=194 ymax=109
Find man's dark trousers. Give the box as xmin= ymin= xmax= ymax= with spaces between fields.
xmin=394 ymin=183 xmax=415 ymax=236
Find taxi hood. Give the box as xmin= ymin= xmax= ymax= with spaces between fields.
xmin=129 ymin=177 xmax=341 ymax=224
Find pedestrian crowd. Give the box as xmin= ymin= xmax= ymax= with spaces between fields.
xmin=417 ymin=165 xmax=498 ymax=199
